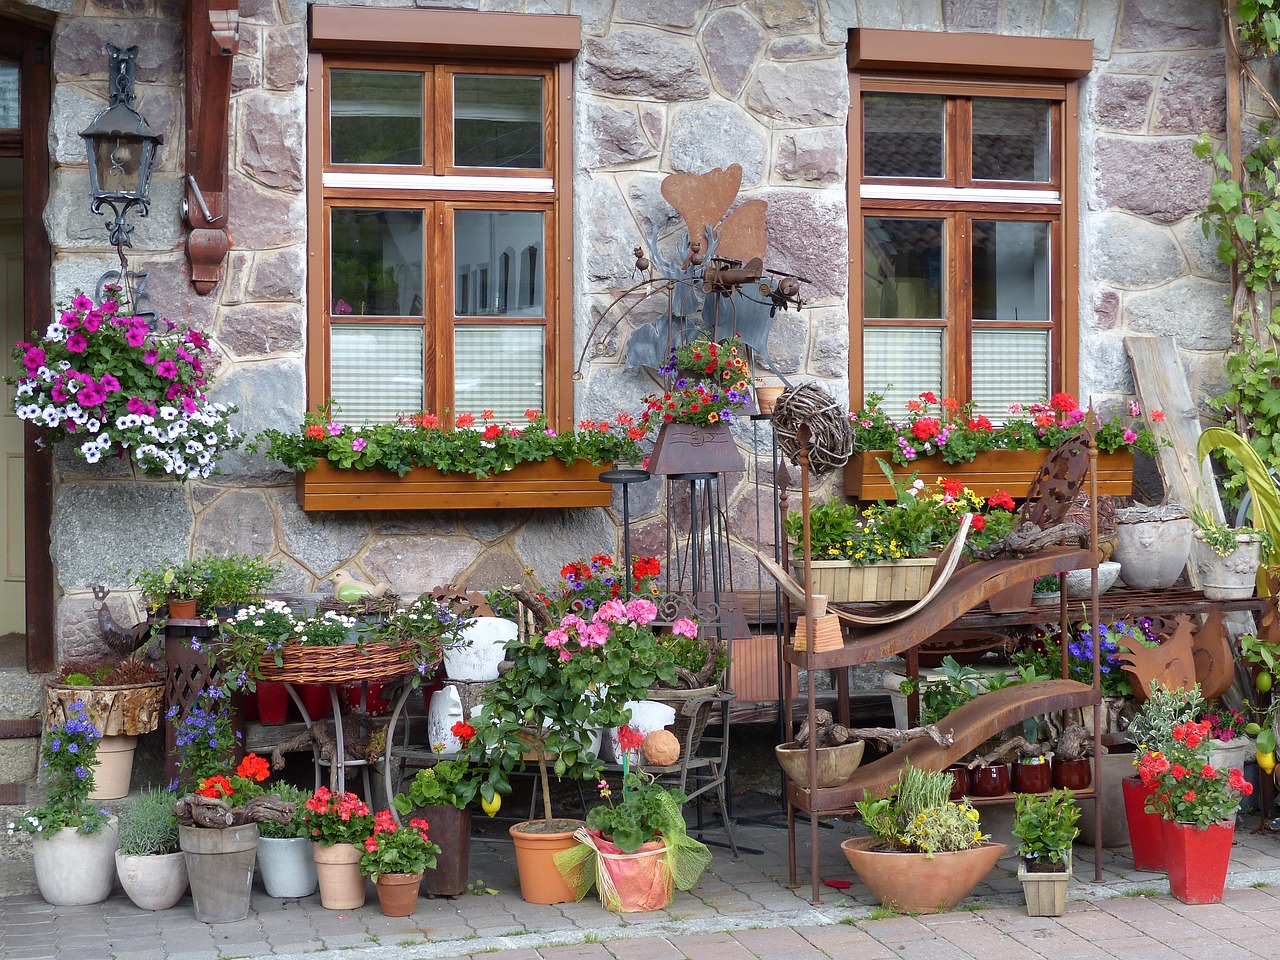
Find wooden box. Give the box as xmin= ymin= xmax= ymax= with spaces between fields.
xmin=797 ymin=557 xmax=938 ymax=603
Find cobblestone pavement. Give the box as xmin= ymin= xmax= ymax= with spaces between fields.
xmin=3 ymin=808 xmax=1280 ymax=960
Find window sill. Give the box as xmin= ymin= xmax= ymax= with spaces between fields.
xmin=295 ymin=459 xmax=615 ymax=511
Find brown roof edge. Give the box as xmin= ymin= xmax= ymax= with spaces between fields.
xmin=310 ymin=6 xmax=582 ymax=61
xmin=849 ymin=28 xmax=1094 ymax=79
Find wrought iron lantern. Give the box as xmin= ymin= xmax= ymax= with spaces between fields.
xmin=80 ymin=44 xmax=163 ymax=250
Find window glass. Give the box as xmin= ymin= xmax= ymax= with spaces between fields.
xmin=863 ymin=93 xmax=944 ymax=178
xmin=972 ymin=98 xmax=1051 ymax=182
xmin=971 ymin=329 xmax=1050 ymax=420
xmin=330 ymin=209 xmax=424 ymax=318
xmin=331 ymin=324 xmax=425 ymax=423
xmin=454 ymin=325 xmax=544 ymax=422
xmin=863 ymin=327 xmax=944 ymax=413
xmin=330 ymin=69 xmax=423 ymax=165
xmin=0 ymin=61 xmax=18 ymax=130
xmin=971 ymin=220 xmax=1049 ymax=322
xmin=453 ymin=75 xmax=544 ymax=168
xmin=863 ymin=218 xmax=944 ymax=319
xmin=453 ymin=210 xmax=545 ymax=317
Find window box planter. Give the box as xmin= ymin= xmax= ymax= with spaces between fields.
xmin=843 ymin=449 xmax=1135 ymax=501
xmin=295 ymin=460 xmax=614 ymax=511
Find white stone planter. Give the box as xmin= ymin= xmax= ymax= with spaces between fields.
xmin=116 ymin=850 xmax=188 ymax=910
xmin=1190 ymin=531 xmax=1262 ymax=600
xmin=1113 ymin=507 xmax=1192 ymax=590
xmin=1208 ymin=734 xmax=1253 ymax=773
xmin=33 ymin=816 xmax=119 ymax=905
xmin=443 ymin=617 xmax=517 ymax=681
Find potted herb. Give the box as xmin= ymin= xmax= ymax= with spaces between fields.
xmin=359 ymin=809 xmax=440 ymax=916
xmin=845 ymin=764 xmax=1006 ymax=914
xmin=115 ymin=786 xmax=187 ymax=911
xmin=1012 ymin=788 xmax=1081 ymax=916
xmin=1031 ymin=574 xmax=1061 ymax=605
xmin=256 ymin=782 xmax=318 ymax=898
xmin=130 ymin=558 xmax=210 ymax=619
xmin=196 ymin=553 xmax=282 ymax=617
xmin=393 ymin=746 xmax=479 ymax=898
xmin=1189 ymin=500 xmax=1272 ymax=599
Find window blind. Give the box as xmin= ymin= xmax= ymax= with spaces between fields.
xmin=454 ymin=324 xmax=544 ymax=423
xmin=971 ymin=329 xmax=1049 ymax=421
xmin=330 ymin=325 xmax=425 ymax=424
xmin=862 ymin=327 xmax=944 ymax=414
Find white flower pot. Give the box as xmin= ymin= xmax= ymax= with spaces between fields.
xmin=606 ymin=700 xmax=675 ymax=763
xmin=1208 ymin=734 xmax=1253 ymax=773
xmin=443 ymin=617 xmax=517 ymax=681
xmin=257 ymin=835 xmax=319 ymax=898
xmin=33 ymin=816 xmax=119 ymax=905
xmin=1190 ymin=531 xmax=1262 ymax=600
xmin=1113 ymin=513 xmax=1192 ymax=590
xmin=427 ymin=684 xmax=465 ymax=754
xmin=116 ymin=850 xmax=188 ymax=910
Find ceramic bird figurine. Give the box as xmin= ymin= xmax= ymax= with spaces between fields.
xmin=328 ymin=568 xmax=390 ymax=602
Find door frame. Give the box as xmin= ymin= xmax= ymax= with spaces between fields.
xmin=0 ymin=20 xmax=53 ymax=673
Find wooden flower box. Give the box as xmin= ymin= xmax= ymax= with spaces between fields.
xmin=796 ymin=557 xmax=938 ymax=604
xmin=295 ymin=459 xmax=614 ymax=511
xmin=843 ymin=449 xmax=1135 ymax=501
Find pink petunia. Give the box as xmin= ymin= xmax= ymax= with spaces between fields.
xmin=72 ymin=293 xmax=92 ymax=312
xmin=65 ymin=333 xmax=88 ymax=354
xmin=99 ymin=373 xmax=120 ymax=393
xmin=143 ymin=349 xmax=159 ymax=366
xmin=352 ymin=437 xmax=366 ymax=452
xmin=125 ymin=327 xmax=147 ymax=347
xmin=155 ymin=360 xmax=178 ymax=380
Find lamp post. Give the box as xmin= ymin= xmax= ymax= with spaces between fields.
xmin=79 ymin=44 xmax=162 ymax=308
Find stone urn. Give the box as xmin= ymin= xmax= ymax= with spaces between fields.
xmin=1112 ymin=504 xmax=1192 ymax=590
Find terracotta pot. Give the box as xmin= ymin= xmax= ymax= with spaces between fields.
xmin=375 ymin=872 xmax=422 ymax=916
xmin=1052 ymin=758 xmax=1092 ymax=790
xmin=508 ymin=820 xmax=583 ymax=904
xmin=945 ymin=765 xmax=970 ymax=802
xmin=774 ymin=740 xmax=866 ymax=789
xmin=840 ymin=838 xmax=1007 ymax=914
xmin=89 ymin=734 xmax=137 ymax=800
xmin=1162 ymin=818 xmax=1235 ymax=904
xmin=756 ymin=385 xmax=785 ymax=416
xmin=168 ymin=597 xmax=198 ymax=620
xmin=312 ymin=841 xmax=366 ymax=910
xmin=1121 ymin=775 xmax=1165 ymax=872
xmin=1012 ymin=760 xmax=1053 ymax=795
xmin=968 ymin=763 xmax=1010 ymax=797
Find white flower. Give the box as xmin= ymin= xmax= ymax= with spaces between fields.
xmin=81 ymin=444 xmax=101 ymax=464
xmin=41 ymin=407 xmax=60 ymax=427
xmin=15 ymin=382 xmax=33 ymax=398
xmin=159 ymin=406 xmax=178 ymax=421
xmin=85 ymin=418 xmax=100 ymax=433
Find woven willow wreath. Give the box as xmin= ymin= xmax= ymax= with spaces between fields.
xmin=771 ymin=382 xmax=853 ymax=476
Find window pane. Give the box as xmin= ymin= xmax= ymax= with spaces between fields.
xmin=972 ymin=220 xmax=1049 ymax=322
xmin=0 ymin=61 xmax=17 ymax=130
xmin=454 ymin=325 xmax=544 ymax=422
xmin=863 ymin=328 xmax=944 ymax=415
xmin=864 ymin=218 xmax=944 ymax=319
xmin=330 ymin=69 xmax=423 ymax=165
xmin=971 ymin=330 xmax=1049 ymax=421
xmin=331 ymin=209 xmax=424 ymax=318
xmin=454 ymin=210 xmax=544 ymax=317
xmin=863 ymin=93 xmax=943 ymax=178
xmin=331 ymin=324 xmax=424 ymax=423
xmin=454 ymin=75 xmax=544 ymax=169
xmin=972 ymin=98 xmax=1051 ymax=182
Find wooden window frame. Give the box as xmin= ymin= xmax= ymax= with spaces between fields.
xmin=848 ymin=29 xmax=1092 ymax=414
xmin=301 ymin=7 xmax=584 ymax=510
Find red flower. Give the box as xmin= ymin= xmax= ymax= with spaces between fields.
xmin=197 ymin=774 xmax=233 ymax=799
xmin=1050 ymin=392 xmax=1078 ymax=413
xmin=456 ymin=413 xmax=476 ymax=428
xmin=481 ymin=409 xmax=495 ymax=421
xmin=451 ymin=720 xmax=476 ymax=745
xmin=987 ymin=490 xmax=1016 ymax=511
xmin=1151 ymin=409 xmax=1166 ymax=422
xmin=236 ymin=753 xmax=270 ymax=783
xmin=971 ymin=515 xmax=986 ymax=531
xmin=910 ymin=417 xmax=941 ymax=442
xmin=918 ymin=391 xmax=938 ymax=404
xmin=1183 ymin=790 xmax=1197 ymax=803
xmin=940 ymin=477 xmax=965 ymax=498
xmin=304 ymin=424 xmax=326 ymax=440
xmin=617 ymin=724 xmax=645 ymax=752
xmin=482 ymin=424 xmax=501 ymax=441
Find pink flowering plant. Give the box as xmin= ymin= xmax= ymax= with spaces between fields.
xmin=468 ymin=593 xmax=687 ymax=823
xmin=250 ymin=403 xmax=644 ymax=478
xmin=1138 ymin=720 xmax=1253 ymax=828
xmin=8 ymin=290 xmax=239 ymax=479
xmin=849 ymin=390 xmax=1165 ymax=467
xmin=358 ymin=809 xmax=440 ymax=881
xmin=1200 ymin=706 xmax=1249 ymax=743
xmin=303 ymin=786 xmax=374 ymax=846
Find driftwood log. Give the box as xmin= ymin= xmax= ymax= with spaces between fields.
xmin=173 ymin=793 xmax=294 ymax=828
xmin=269 ymin=712 xmax=378 ymax=789
xmin=971 ymin=520 xmax=1089 ymax=561
xmin=965 ymin=723 xmax=1092 ymax=768
xmin=793 ymin=709 xmax=954 ymax=750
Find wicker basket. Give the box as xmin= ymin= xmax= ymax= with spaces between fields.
xmin=797 ymin=557 xmax=938 ymax=603
xmin=257 ymin=643 xmax=415 ymax=684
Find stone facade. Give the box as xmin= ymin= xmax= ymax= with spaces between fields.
xmin=11 ymin=0 xmax=1236 ymax=659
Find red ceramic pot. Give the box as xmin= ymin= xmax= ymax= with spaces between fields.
xmin=1052 ymin=757 xmax=1092 ymax=790
xmin=1012 ymin=759 xmax=1053 ymax=794
xmin=1121 ymin=775 xmax=1165 ymax=872
xmin=945 ymin=764 xmax=970 ymax=802
xmin=1162 ymin=817 xmax=1235 ymax=904
xmin=257 ymin=681 xmax=289 ymax=726
xmin=298 ymin=684 xmax=333 ymax=720
xmin=344 ymin=682 xmax=392 ymax=716
xmin=968 ymin=763 xmax=1010 ymax=797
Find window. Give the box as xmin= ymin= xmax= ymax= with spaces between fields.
xmin=848 ymin=30 xmax=1092 ymax=419
xmin=308 ymin=9 xmax=579 ymax=430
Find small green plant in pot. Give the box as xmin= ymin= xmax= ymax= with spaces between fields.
xmin=115 ymin=786 xmax=187 ymax=911
xmin=392 ymin=751 xmax=480 ymax=898
xmin=195 ymin=553 xmax=282 ymax=616
xmin=257 ymin=782 xmax=319 ymax=899
xmin=129 ymin=558 xmax=209 ymax=615
xmin=1189 ymin=500 xmax=1273 ymax=599
xmin=1012 ymin=788 xmax=1080 ymax=917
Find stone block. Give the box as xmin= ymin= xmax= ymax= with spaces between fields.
xmin=363 ymin=535 xmax=483 ymax=597
xmin=276 ymin=488 xmax=371 ymax=578
xmin=247 ymin=246 xmax=306 ymax=302
xmin=744 ymin=0 xmax=818 ymax=31
xmin=617 ymin=0 xmax=697 ymax=29
xmin=745 ymin=59 xmax=848 ymax=126
xmin=240 ymin=91 xmax=305 ymax=190
xmin=216 ymin=302 xmax=304 ymax=358
xmin=942 ymin=0 xmax=999 ymax=31
xmin=703 ymin=9 xmax=765 ymax=99
xmin=755 ymin=187 xmax=849 ymax=301
xmin=192 ymin=490 xmax=279 ymax=559
xmin=1089 ymin=212 xmax=1186 ymax=285
xmin=1094 ymin=74 xmax=1153 ymax=131
xmin=775 ymin=128 xmax=844 ymax=185
xmin=265 ymin=24 xmax=307 ymax=89
xmin=514 ymin=508 xmax=612 ymax=591
xmin=1093 ymin=137 xmax=1209 ymax=222
xmin=583 ymin=31 xmax=709 ymax=101
xmin=1116 ymin=0 xmax=1221 ymax=51
xmin=1155 ymin=55 xmax=1226 ymax=134
xmin=208 ymin=359 xmax=307 ymax=483
xmin=1122 ymin=276 xmax=1232 ymax=349
xmin=0 ymin=738 xmax=36 ymax=787
xmin=582 ymin=102 xmax=657 ymax=168
xmin=667 ymin=101 xmax=768 ymax=186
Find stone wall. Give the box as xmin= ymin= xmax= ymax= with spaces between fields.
xmin=27 ymin=0 xmax=1236 ymax=661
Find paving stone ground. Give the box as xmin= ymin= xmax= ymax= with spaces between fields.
xmin=4 ymin=803 xmax=1280 ymax=960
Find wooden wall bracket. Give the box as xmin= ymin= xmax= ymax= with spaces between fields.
xmin=184 ymin=0 xmax=239 ymax=295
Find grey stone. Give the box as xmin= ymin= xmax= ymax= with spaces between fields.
xmin=762 ymin=305 xmax=805 ymax=376
xmin=1044 ymin=0 xmax=1080 ymax=37
xmin=228 ymin=173 xmax=306 ymax=249
xmin=617 ymin=0 xmax=698 ymax=29
xmin=775 ymin=127 xmax=845 ymax=185
xmin=901 ymin=0 xmax=944 ymax=30
xmin=582 ymin=31 xmax=709 ymax=101
xmin=856 ymin=0 xmax=904 ymax=29
xmin=767 ymin=36 xmax=831 ymax=59
xmin=1105 ymin=52 xmax=1170 ymax=74
xmin=50 ymin=169 xmax=184 ymax=251
xmin=583 ymin=102 xmax=657 ymax=168
xmin=1178 ymin=217 xmax=1230 ymax=281
xmin=943 ymin=0 xmax=999 ymax=31
xmin=54 ymin=19 xmax=183 ymax=84
xmin=639 ymin=103 xmax=665 ymax=147
xmin=1093 ymin=137 xmax=1209 ymax=222
xmin=667 ymin=100 xmax=768 ymax=186
xmin=627 ymin=174 xmax=683 ymax=241
xmin=49 ymin=85 xmax=106 ymax=166
xmin=247 ymin=246 xmax=306 ymax=302
xmin=206 ymin=359 xmax=306 ymax=482
xmin=1090 ymin=213 xmax=1186 ymax=285
xmin=1080 ymin=0 xmax=1119 ymax=59
xmin=1079 ymin=332 xmax=1135 ymax=397
xmin=222 ymin=250 xmax=253 ymax=306
xmin=369 ymin=513 xmax=457 ymax=537
xmin=513 ymin=508 xmax=612 ymax=591
xmin=241 ymin=92 xmax=305 ymax=190
xmin=1116 ymin=0 xmax=1221 ymax=50
xmin=240 ymin=0 xmax=281 ymax=23
xmin=215 ymin=302 xmax=305 ymax=358
xmin=463 ymin=551 xmax=526 ymax=591
xmin=465 ymin=511 xmax=529 ymax=543
xmin=580 ymin=177 xmax=639 ymax=286
xmin=192 ymin=489 xmax=279 ymax=558
xmin=703 ymin=9 xmax=765 ymax=99
xmin=0 ymin=740 xmax=38 ymax=788
xmin=275 ymin=491 xmax=371 ymax=578
xmin=362 ymin=534 xmax=484 ymax=598
xmin=0 ymin=671 xmax=46 ymax=720
xmin=1155 ymin=55 xmax=1227 ymax=135
xmin=1094 ymin=74 xmax=1153 ymax=130
xmin=758 ymin=187 xmax=848 ymax=301
xmin=745 ymin=59 xmax=848 ymax=126
xmin=1003 ymin=1 xmax=1042 ymax=36
xmin=232 ymin=47 xmax=264 ymax=96
xmin=265 ymin=24 xmax=307 ymax=89
xmin=51 ymin=482 xmax=192 ymax=594
xmin=808 ymin=306 xmax=850 ymax=379
xmin=1123 ymin=276 xmax=1232 ymax=349
xmin=743 ymin=0 xmax=817 ymax=30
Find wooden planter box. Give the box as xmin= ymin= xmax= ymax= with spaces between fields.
xmin=796 ymin=557 xmax=938 ymax=604
xmin=843 ymin=449 xmax=1135 ymax=501
xmin=296 ymin=459 xmax=614 ymax=511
